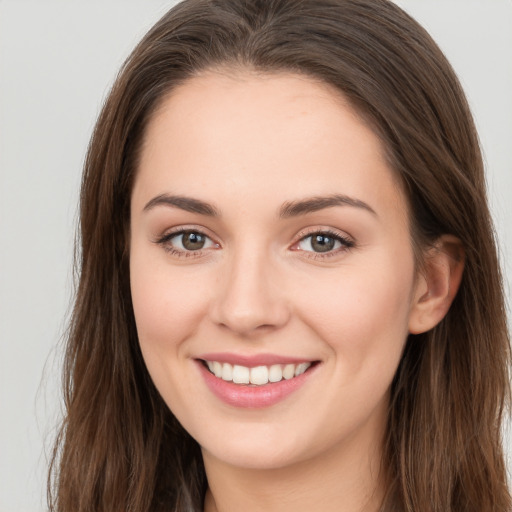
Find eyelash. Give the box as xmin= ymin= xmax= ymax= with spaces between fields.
xmin=154 ymin=227 xmax=354 ymax=259
xmin=154 ymin=228 xmax=218 ymax=258
xmin=292 ymin=229 xmax=355 ymax=259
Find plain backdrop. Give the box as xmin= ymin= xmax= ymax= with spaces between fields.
xmin=0 ymin=1 xmax=511 ymax=510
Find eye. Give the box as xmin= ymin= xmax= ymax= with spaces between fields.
xmin=156 ymin=229 xmax=218 ymax=254
xmin=294 ymin=230 xmax=354 ymax=255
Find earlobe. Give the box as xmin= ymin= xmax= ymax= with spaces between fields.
xmin=408 ymin=235 xmax=465 ymax=334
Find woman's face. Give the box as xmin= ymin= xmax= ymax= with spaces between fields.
xmin=130 ymin=70 xmax=421 ymax=470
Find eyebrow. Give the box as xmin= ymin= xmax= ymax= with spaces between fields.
xmin=142 ymin=192 xmax=376 ymax=218
xmin=143 ymin=194 xmax=219 ymax=216
xmin=279 ymin=194 xmax=376 ymax=218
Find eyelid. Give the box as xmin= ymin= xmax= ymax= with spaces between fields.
xmin=153 ymin=224 xmax=354 ymax=259
xmin=153 ymin=225 xmax=221 ymax=257
xmin=154 ymin=224 xmax=217 ymax=241
xmin=290 ymin=227 xmax=355 ymax=257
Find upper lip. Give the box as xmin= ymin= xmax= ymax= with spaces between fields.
xmin=196 ymin=352 xmax=317 ymax=367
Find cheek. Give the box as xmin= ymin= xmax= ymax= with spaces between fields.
xmin=129 ymin=251 xmax=215 ymax=414
xmin=130 ymin=252 xmax=211 ymax=355
xmin=295 ymin=253 xmax=415 ymax=377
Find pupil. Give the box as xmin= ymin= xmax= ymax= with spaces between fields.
xmin=311 ymin=234 xmax=335 ymax=253
xmin=183 ymin=232 xmax=205 ymax=250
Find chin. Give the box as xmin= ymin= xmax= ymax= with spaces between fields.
xmin=202 ymin=441 xmax=303 ymax=471
xmin=194 ymin=421 xmax=311 ymax=470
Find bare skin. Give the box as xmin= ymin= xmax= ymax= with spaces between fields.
xmin=129 ymin=69 xmax=463 ymax=512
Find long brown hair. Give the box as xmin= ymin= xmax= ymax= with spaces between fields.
xmin=48 ymin=1 xmax=511 ymax=510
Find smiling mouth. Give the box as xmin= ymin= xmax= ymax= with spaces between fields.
xmin=201 ymin=360 xmax=318 ymax=386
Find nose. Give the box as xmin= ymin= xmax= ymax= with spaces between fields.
xmin=209 ymin=246 xmax=291 ymax=336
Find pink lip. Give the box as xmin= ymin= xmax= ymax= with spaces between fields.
xmin=195 ymin=359 xmax=318 ymax=409
xmin=197 ymin=352 xmax=312 ymax=367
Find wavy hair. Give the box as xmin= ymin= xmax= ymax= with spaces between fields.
xmin=49 ymin=1 xmax=511 ymax=510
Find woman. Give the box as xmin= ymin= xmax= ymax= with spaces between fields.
xmin=48 ymin=0 xmax=511 ymax=511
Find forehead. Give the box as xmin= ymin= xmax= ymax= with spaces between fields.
xmin=133 ymin=69 xmax=407 ymax=226
xmin=143 ymin=69 xmax=374 ymax=162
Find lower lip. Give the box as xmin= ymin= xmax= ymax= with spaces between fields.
xmin=197 ymin=361 xmax=317 ymax=408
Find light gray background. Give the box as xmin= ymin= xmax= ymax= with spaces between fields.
xmin=1 ymin=1 xmax=511 ymax=511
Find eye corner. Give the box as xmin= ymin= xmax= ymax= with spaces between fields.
xmin=290 ymin=228 xmax=355 ymax=259
xmin=153 ymin=226 xmax=221 ymax=259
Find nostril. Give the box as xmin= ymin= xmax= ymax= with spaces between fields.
xmin=208 ymin=264 xmax=291 ymax=334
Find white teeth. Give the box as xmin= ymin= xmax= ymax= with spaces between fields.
xmin=232 ymin=365 xmax=250 ymax=384
xmin=221 ymin=362 xmax=233 ymax=381
xmin=250 ymin=366 xmax=269 ymax=385
xmin=206 ymin=360 xmax=313 ymax=385
xmin=295 ymin=362 xmax=310 ymax=376
xmin=283 ymin=364 xmax=295 ymax=380
xmin=268 ymin=364 xmax=283 ymax=383
xmin=213 ymin=361 xmax=223 ymax=378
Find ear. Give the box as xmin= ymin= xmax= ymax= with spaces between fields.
xmin=408 ymin=235 xmax=465 ymax=334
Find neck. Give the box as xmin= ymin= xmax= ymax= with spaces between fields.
xmin=202 ymin=430 xmax=386 ymax=512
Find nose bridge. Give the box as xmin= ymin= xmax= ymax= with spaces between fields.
xmin=211 ymin=240 xmax=289 ymax=335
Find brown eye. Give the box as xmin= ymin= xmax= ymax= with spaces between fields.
xmin=181 ymin=231 xmax=207 ymax=250
xmin=310 ymin=234 xmax=336 ymax=253
xmin=296 ymin=231 xmax=354 ymax=255
xmin=159 ymin=229 xmax=217 ymax=253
